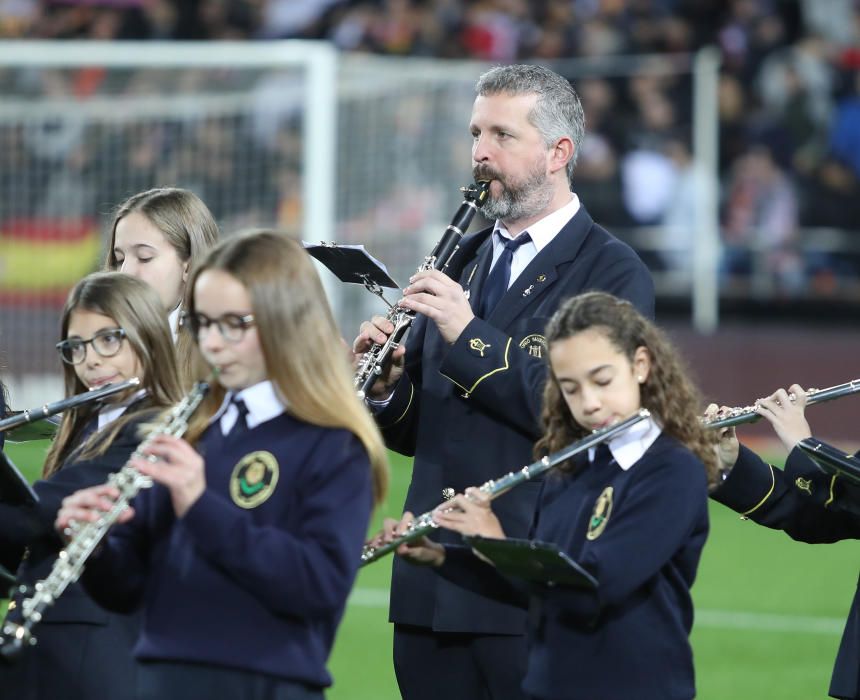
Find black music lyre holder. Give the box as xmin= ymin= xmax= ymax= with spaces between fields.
xmin=304 ymin=242 xmax=399 ymax=308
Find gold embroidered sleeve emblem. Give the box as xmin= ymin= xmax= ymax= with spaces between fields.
xmin=586 ymin=486 xmax=614 ymax=540
xmin=794 ymin=477 xmax=813 ymax=495
xmin=469 ymin=338 xmax=491 ymax=357
xmin=230 ymin=451 xmax=280 ymax=509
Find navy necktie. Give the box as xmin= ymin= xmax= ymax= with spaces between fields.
xmin=591 ymin=443 xmax=615 ymax=467
xmin=479 ymin=232 xmax=532 ymax=318
xmin=227 ymin=398 xmax=249 ymax=439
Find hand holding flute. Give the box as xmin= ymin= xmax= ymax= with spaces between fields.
xmin=372 ymin=488 xmax=506 ymax=568
xmin=707 ymin=383 xmax=815 ymax=481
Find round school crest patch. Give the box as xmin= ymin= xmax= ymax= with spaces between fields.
xmin=586 ymin=486 xmax=614 ymax=540
xmin=518 ymin=334 xmax=548 ymax=359
xmin=229 ymin=451 xmax=279 ymax=509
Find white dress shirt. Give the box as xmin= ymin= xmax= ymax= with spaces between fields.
xmin=588 ymin=414 xmax=662 ymax=471
xmin=212 ymin=380 xmax=287 ymax=436
xmin=489 ymin=193 xmax=581 ymax=289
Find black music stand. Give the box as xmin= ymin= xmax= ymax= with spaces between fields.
xmin=0 ymin=450 xmax=38 ymax=506
xmin=798 ymin=438 xmax=860 ymax=485
xmin=303 ymin=241 xmax=400 ymax=308
xmin=463 ymin=536 xmax=598 ymax=589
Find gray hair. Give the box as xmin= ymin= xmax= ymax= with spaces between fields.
xmin=475 ymin=64 xmax=586 ymax=180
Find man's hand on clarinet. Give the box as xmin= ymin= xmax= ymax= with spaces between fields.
xmin=352 ymin=315 xmax=406 ymax=399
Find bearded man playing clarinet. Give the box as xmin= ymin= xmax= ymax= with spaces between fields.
xmin=352 ymin=63 xmax=654 ymax=700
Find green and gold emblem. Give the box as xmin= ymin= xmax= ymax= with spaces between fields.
xmin=586 ymin=486 xmax=614 ymax=540
xmin=469 ymin=338 xmax=491 ymax=357
xmin=230 ymin=451 xmax=279 ymax=509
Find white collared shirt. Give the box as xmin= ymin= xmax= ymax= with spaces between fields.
xmin=490 ymin=193 xmax=581 ymax=289
xmin=97 ymin=389 xmax=148 ymax=431
xmin=588 ymin=414 xmax=662 ymax=471
xmin=212 ymin=380 xmax=287 ymax=436
xmin=168 ymin=305 xmax=182 ymax=343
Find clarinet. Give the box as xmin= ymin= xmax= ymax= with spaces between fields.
xmin=360 ymin=409 xmax=651 ymax=566
xmin=0 ymin=379 xmax=210 ymax=660
xmin=354 ymin=181 xmax=490 ymax=400
xmin=0 ymin=377 xmax=141 ymax=435
xmin=704 ymin=378 xmax=860 ymax=429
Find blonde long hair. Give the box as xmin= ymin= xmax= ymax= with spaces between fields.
xmin=535 ymin=292 xmax=718 ymax=485
xmin=103 ymin=187 xmax=219 ymax=386
xmin=42 ymin=273 xmax=184 ymax=477
xmin=183 ymin=230 xmax=389 ymax=505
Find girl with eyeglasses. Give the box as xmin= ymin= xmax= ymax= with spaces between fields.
xmin=0 ymin=272 xmax=183 ymax=700
xmin=104 ymin=187 xmax=219 ymax=384
xmin=56 ymin=231 xmax=389 ymax=700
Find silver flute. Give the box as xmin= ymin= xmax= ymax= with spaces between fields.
xmin=705 ymin=378 xmax=860 ymax=429
xmin=0 ymin=377 xmax=141 ymax=435
xmin=0 ymin=379 xmax=210 ymax=660
xmin=360 ymin=409 xmax=651 ymax=566
xmin=354 ymin=181 xmax=490 ymax=400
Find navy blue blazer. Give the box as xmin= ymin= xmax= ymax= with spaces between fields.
xmin=376 ymin=205 xmax=655 ymax=634
xmin=0 ymin=409 xmax=151 ymax=700
xmin=712 ymin=444 xmax=860 ymax=700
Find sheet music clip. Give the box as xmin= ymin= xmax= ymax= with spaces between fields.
xmin=797 ymin=438 xmax=860 ymax=485
xmin=463 ymin=536 xmax=598 ymax=589
xmin=303 ymin=241 xmax=400 ymax=309
xmin=0 ymin=450 xmax=38 ymax=506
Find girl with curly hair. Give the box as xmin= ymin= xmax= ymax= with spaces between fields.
xmin=395 ymin=290 xmax=716 ymax=700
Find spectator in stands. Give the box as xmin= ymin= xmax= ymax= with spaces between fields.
xmin=721 ymin=143 xmax=804 ymax=294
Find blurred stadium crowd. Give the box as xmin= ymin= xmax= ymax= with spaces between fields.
xmin=0 ymin=0 xmax=859 ymax=299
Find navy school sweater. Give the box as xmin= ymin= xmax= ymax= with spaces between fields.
xmin=439 ymin=433 xmax=709 ymax=700
xmin=82 ymin=411 xmax=373 ymax=689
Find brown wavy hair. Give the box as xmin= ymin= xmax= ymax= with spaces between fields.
xmin=181 ymin=230 xmax=389 ymax=506
xmin=534 ymin=291 xmax=718 ymax=485
xmin=42 ymin=272 xmax=184 ymax=477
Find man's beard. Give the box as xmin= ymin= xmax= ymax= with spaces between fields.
xmin=474 ymin=160 xmax=555 ymax=223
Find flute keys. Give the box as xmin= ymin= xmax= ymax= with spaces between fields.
xmin=441 ymin=488 xmax=455 ymax=501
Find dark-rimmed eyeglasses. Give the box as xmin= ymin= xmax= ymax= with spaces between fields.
xmin=56 ymin=328 xmax=127 ymax=365
xmin=181 ymin=312 xmax=256 ymax=343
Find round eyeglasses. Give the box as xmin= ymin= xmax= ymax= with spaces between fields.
xmin=181 ymin=312 xmax=256 ymax=343
xmin=56 ymin=328 xmax=127 ymax=365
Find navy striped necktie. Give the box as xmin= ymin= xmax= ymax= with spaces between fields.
xmin=479 ymin=232 xmax=532 ymax=318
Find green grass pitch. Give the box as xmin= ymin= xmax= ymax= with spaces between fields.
xmin=3 ymin=441 xmax=855 ymax=699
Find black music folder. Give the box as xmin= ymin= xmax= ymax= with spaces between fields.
xmin=0 ymin=450 xmax=38 ymax=506
xmin=798 ymin=438 xmax=860 ymax=485
xmin=303 ymin=242 xmax=399 ymax=289
xmin=463 ymin=536 xmax=598 ymax=589
xmin=2 ymin=414 xmax=61 ymax=443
